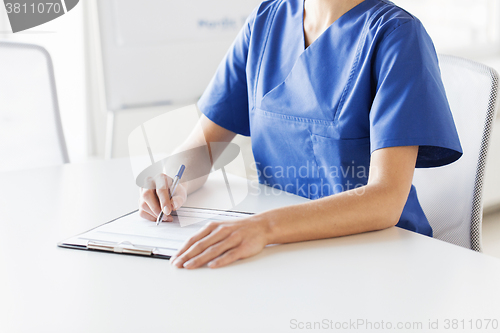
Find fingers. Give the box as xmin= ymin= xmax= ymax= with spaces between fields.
xmin=138 ymin=173 xmax=190 ymax=227
xmin=183 ymin=234 xmax=242 ymax=269
xmin=207 ymin=248 xmax=242 ymax=269
xmin=140 ymin=199 xmax=155 ymax=216
xmin=155 ymin=174 xmax=173 ymax=215
xmin=170 ymin=181 xmax=187 ymax=211
xmin=138 ymin=187 xmax=154 ymax=221
xmin=171 ymin=225 xmax=239 ymax=268
xmin=143 ymin=187 xmax=161 ymax=216
xmin=171 ymin=195 xmax=184 ymax=212
xmin=139 ymin=174 xmax=176 ymax=221
xmin=139 ymin=195 xmax=173 ymax=222
xmin=169 ymin=218 xmax=268 ymax=269
xmin=140 ymin=209 xmax=173 ymax=222
xmin=139 ymin=209 xmax=158 ymax=222
xmin=170 ymin=222 xmax=220 ymax=263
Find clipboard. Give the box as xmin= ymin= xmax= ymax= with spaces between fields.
xmin=58 ymin=207 xmax=253 ymax=259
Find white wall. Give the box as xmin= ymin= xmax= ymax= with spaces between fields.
xmin=2 ymin=1 xmax=498 ymax=207
xmin=395 ymin=0 xmax=500 ymax=57
xmin=0 ymin=3 xmax=87 ymax=163
xmin=83 ymin=0 xmax=255 ymax=183
xmin=83 ymin=0 xmax=500 ymax=207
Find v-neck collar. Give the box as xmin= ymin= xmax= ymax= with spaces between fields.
xmin=300 ymin=0 xmax=375 ymax=51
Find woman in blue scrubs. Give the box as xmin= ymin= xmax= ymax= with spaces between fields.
xmin=139 ymin=0 xmax=462 ymax=269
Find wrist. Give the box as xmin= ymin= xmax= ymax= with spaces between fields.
xmin=251 ymin=210 xmax=279 ymax=245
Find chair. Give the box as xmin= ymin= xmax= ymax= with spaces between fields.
xmin=0 ymin=41 xmax=69 ymax=172
xmin=413 ymin=55 xmax=499 ymax=252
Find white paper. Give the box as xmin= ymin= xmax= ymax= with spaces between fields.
xmin=77 ymin=207 xmax=252 ymax=252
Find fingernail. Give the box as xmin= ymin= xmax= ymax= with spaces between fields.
xmin=173 ymin=202 xmax=178 ymax=210
xmin=183 ymin=261 xmax=193 ymax=268
xmin=208 ymin=261 xmax=215 ymax=268
xmin=163 ymin=206 xmax=170 ymax=215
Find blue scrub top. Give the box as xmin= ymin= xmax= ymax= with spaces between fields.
xmin=198 ymin=0 xmax=463 ymax=237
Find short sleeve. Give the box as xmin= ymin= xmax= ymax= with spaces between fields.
xmin=197 ymin=10 xmax=257 ymax=136
xmin=370 ymin=19 xmax=463 ymax=168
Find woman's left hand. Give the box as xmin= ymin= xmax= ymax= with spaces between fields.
xmin=170 ymin=217 xmax=270 ymax=269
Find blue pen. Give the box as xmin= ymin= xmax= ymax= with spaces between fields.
xmin=156 ymin=164 xmax=185 ymax=225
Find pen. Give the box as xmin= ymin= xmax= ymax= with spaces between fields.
xmin=156 ymin=164 xmax=186 ymax=225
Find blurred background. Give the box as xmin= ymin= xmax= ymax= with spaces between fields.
xmin=0 ymin=0 xmax=499 ymax=213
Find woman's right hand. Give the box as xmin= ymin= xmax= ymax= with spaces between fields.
xmin=139 ymin=173 xmax=188 ymax=222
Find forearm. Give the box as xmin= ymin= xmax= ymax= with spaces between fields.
xmin=170 ymin=146 xmax=418 ymax=269
xmin=182 ymin=174 xmax=209 ymax=196
xmin=169 ymin=144 xmax=209 ymax=196
xmin=260 ymin=183 xmax=408 ymax=245
xmin=171 ymin=114 xmax=236 ymax=196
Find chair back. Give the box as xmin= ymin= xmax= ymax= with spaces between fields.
xmin=413 ymin=55 xmax=499 ymax=251
xmin=0 ymin=41 xmax=69 ymax=172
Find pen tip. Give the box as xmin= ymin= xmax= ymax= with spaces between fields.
xmin=156 ymin=212 xmax=164 ymax=225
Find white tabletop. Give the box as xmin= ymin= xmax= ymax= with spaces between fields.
xmin=1 ymin=159 xmax=500 ymax=333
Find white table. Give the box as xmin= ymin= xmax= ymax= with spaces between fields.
xmin=1 ymin=159 xmax=500 ymax=333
